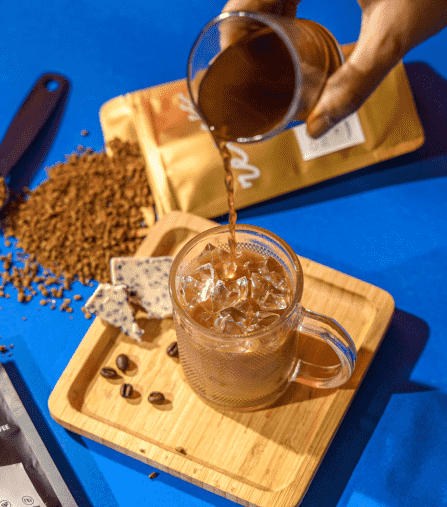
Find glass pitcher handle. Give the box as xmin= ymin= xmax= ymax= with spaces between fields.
xmin=293 ymin=308 xmax=357 ymax=388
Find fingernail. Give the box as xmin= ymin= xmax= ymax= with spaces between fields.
xmin=306 ymin=112 xmax=334 ymax=138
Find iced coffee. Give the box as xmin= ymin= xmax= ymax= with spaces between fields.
xmin=170 ymin=224 xmax=356 ymax=411
xmin=171 ymin=228 xmax=304 ymax=411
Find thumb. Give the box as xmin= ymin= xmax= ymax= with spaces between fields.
xmin=306 ymin=43 xmax=400 ymax=138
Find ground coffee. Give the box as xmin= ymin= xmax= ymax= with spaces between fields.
xmin=2 ymin=138 xmax=153 ymax=286
xmin=0 ymin=138 xmax=154 ymax=311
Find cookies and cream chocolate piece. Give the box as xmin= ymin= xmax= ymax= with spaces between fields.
xmin=85 ymin=283 xmax=144 ymax=341
xmin=110 ymin=256 xmax=173 ymax=319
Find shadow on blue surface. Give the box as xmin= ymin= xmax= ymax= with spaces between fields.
xmin=405 ymin=61 xmax=447 ymax=162
xmin=300 ymin=308 xmax=433 ymax=507
xmin=214 ymin=62 xmax=447 ymax=223
xmin=61 ymin=307 xmax=430 ymax=507
xmin=1 ymin=360 xmax=94 ymax=507
xmin=338 ymin=388 xmax=447 ymax=507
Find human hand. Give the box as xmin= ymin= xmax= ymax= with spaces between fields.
xmin=306 ymin=0 xmax=447 ymax=137
xmin=222 ymin=0 xmax=447 ymax=139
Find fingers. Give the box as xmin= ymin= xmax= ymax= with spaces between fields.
xmin=306 ymin=0 xmax=447 ymax=138
xmin=306 ymin=30 xmax=403 ymax=137
xmin=220 ymin=0 xmax=300 ymax=49
xmin=305 ymin=57 xmax=395 ymax=138
xmin=219 ymin=16 xmax=263 ymax=50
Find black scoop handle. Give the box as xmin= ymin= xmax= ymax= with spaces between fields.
xmin=0 ymin=73 xmax=69 ymax=178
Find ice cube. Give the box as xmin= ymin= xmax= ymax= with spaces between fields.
xmin=211 ymin=279 xmax=234 ymax=311
xmin=180 ymin=276 xmax=213 ymax=308
xmin=225 ymin=306 xmax=248 ymax=322
xmin=198 ymin=277 xmax=214 ymax=302
xmin=235 ymin=276 xmax=249 ymax=303
xmin=187 ymin=301 xmax=215 ymax=329
xmin=256 ymin=311 xmax=280 ymax=327
xmin=196 ymin=245 xmax=213 ymax=267
xmin=234 ymin=297 xmax=259 ymax=316
xmin=197 ymin=244 xmax=231 ymax=268
xmin=242 ymin=252 xmax=268 ymax=274
xmin=266 ymin=256 xmax=284 ymax=274
xmin=222 ymin=319 xmax=246 ymax=334
xmin=250 ymin=272 xmax=266 ymax=301
xmin=263 ymin=271 xmax=290 ymax=293
xmin=246 ymin=296 xmax=262 ymax=313
xmin=215 ymin=246 xmax=232 ymax=261
xmin=259 ymin=291 xmax=288 ymax=311
xmin=181 ymin=275 xmax=199 ymax=305
xmin=243 ymin=310 xmax=280 ymax=332
xmin=213 ymin=258 xmax=237 ymax=280
xmin=213 ymin=306 xmax=247 ymax=334
xmin=184 ymin=262 xmax=215 ymax=303
xmin=192 ymin=262 xmax=214 ymax=282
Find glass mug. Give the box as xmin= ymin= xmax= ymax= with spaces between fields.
xmin=187 ymin=11 xmax=344 ymax=143
xmin=169 ymin=225 xmax=356 ymax=411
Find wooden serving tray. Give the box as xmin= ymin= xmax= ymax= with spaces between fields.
xmin=49 ymin=211 xmax=395 ymax=507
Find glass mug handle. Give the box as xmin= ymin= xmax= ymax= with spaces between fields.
xmin=294 ymin=308 xmax=357 ymax=388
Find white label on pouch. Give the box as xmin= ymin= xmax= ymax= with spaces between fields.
xmin=293 ymin=112 xmax=365 ymax=161
xmin=0 ymin=463 xmax=45 ymax=507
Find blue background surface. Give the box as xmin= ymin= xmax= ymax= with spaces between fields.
xmin=1 ymin=1 xmax=447 ymax=506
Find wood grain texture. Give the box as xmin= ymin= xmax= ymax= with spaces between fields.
xmin=48 ymin=211 xmax=395 ymax=507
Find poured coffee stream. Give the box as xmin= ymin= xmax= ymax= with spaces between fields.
xmin=197 ymin=28 xmax=296 ymax=267
xmin=217 ymin=139 xmax=238 ymax=264
xmin=195 ymin=20 xmax=344 ymax=255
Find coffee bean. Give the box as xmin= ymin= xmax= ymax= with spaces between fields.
xmin=120 ymin=383 xmax=133 ymax=398
xmin=148 ymin=391 xmax=165 ymax=404
xmin=100 ymin=367 xmax=118 ymax=379
xmin=116 ymin=353 xmax=129 ymax=372
xmin=166 ymin=341 xmax=178 ymax=357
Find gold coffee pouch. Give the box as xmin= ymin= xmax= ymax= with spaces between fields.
xmin=100 ymin=44 xmax=424 ymax=219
